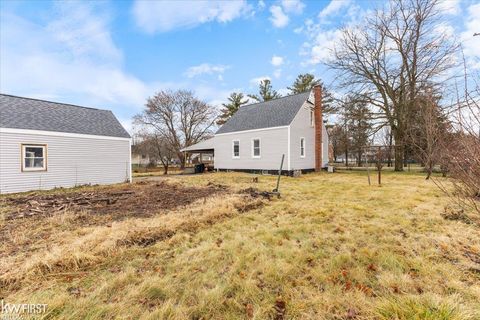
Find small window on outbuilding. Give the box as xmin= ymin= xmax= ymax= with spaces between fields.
xmin=300 ymin=138 xmax=305 ymax=157
xmin=22 ymin=144 xmax=47 ymax=171
xmin=252 ymin=138 xmax=261 ymax=158
xmin=232 ymin=140 xmax=240 ymax=158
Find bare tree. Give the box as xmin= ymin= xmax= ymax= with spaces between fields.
xmin=408 ymin=89 xmax=450 ymax=179
xmin=136 ymin=134 xmax=176 ymax=174
xmin=329 ymin=0 xmax=458 ymax=171
xmin=379 ymin=126 xmax=394 ymax=167
xmin=134 ymin=90 xmax=217 ymax=168
xmin=436 ymin=66 xmax=480 ymax=216
xmin=327 ymin=124 xmax=344 ymax=162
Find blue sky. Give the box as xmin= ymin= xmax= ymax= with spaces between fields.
xmin=1 ymin=0 xmax=478 ymax=132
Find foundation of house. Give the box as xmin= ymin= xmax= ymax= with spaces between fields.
xmin=215 ymin=168 xmax=320 ymax=176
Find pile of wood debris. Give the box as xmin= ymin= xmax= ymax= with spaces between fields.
xmin=1 ymin=181 xmax=227 ymax=221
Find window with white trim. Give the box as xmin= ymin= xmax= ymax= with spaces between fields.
xmin=310 ymin=110 xmax=314 ymax=127
xmin=300 ymin=138 xmax=305 ymax=157
xmin=252 ymin=138 xmax=261 ymax=158
xmin=22 ymin=144 xmax=47 ymax=171
xmin=232 ymin=140 xmax=240 ymax=158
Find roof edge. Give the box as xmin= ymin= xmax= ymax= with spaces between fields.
xmin=0 ymin=93 xmax=105 ymax=111
xmin=239 ymin=91 xmax=310 ymax=109
xmin=215 ymin=125 xmax=289 ymax=136
xmin=0 ymin=127 xmax=131 ymax=141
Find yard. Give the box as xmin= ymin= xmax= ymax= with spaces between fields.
xmin=1 ymin=172 xmax=479 ymax=319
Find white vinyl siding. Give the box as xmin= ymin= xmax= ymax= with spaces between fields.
xmin=215 ymin=127 xmax=288 ymax=170
xmin=289 ymin=102 xmax=315 ymax=170
xmin=252 ymin=138 xmax=261 ymax=158
xmin=0 ymin=131 xmax=130 ymax=194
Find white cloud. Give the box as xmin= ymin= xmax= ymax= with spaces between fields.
xmin=270 ymin=55 xmax=284 ymax=66
xmin=46 ymin=2 xmax=122 ymax=64
xmin=281 ymin=0 xmax=305 ymax=14
xmin=277 ymin=88 xmax=290 ymax=96
xmin=297 ymin=1 xmax=364 ymax=65
xmin=438 ymin=0 xmax=461 ymax=15
xmin=258 ymin=0 xmax=266 ymax=10
xmin=0 ymin=3 xmax=150 ymax=111
xmin=250 ymin=76 xmax=271 ymax=86
xmin=269 ymin=5 xmax=289 ymax=28
xmin=461 ymin=3 xmax=480 ymax=69
xmin=184 ymin=63 xmax=230 ymax=78
xmin=132 ymin=0 xmax=252 ymax=33
xmin=318 ymin=0 xmax=350 ymax=19
xmin=307 ymin=29 xmax=343 ymax=64
xmin=273 ymin=69 xmax=282 ymax=78
xmin=268 ymin=1 xmax=304 ymax=28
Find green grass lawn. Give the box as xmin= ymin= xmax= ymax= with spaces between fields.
xmin=1 ymin=171 xmax=479 ymax=319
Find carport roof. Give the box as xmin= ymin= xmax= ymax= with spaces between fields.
xmin=181 ymin=138 xmax=215 ymax=153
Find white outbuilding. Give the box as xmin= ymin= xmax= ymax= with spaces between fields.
xmin=0 ymin=94 xmax=131 ymax=194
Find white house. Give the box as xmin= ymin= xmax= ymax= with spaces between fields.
xmin=183 ymin=86 xmax=329 ymax=174
xmin=0 ymin=94 xmax=131 ymax=194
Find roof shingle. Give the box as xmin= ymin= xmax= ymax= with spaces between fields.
xmin=215 ymin=92 xmax=311 ymax=134
xmin=0 ymin=94 xmax=130 ymax=138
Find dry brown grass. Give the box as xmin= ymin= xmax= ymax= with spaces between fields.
xmin=1 ymin=171 xmax=479 ymax=319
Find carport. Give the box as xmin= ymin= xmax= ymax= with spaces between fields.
xmin=181 ymin=138 xmax=215 ymax=171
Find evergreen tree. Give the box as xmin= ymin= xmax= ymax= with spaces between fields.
xmin=343 ymin=96 xmax=372 ymax=166
xmin=216 ymin=92 xmax=249 ymax=125
xmin=248 ymin=79 xmax=281 ymax=102
xmin=288 ymin=73 xmax=336 ymax=114
xmin=287 ymin=73 xmax=320 ymax=94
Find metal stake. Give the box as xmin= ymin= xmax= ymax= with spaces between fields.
xmin=273 ymin=154 xmax=285 ymax=193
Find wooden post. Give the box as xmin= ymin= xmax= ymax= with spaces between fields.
xmin=377 ymin=147 xmax=382 ymax=185
xmin=366 ymin=148 xmax=371 ymax=186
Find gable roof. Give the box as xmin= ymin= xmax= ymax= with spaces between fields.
xmin=216 ymin=91 xmax=311 ymax=134
xmin=0 ymin=94 xmax=130 ymax=138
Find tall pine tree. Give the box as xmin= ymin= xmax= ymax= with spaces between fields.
xmin=288 ymin=73 xmax=336 ymax=114
xmin=216 ymin=92 xmax=249 ymax=125
xmin=287 ymin=73 xmax=320 ymax=94
xmin=248 ymin=79 xmax=281 ymax=102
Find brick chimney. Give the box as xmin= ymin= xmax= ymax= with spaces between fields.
xmin=314 ymin=85 xmax=323 ymax=172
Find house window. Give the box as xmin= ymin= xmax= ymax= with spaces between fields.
xmin=232 ymin=140 xmax=240 ymax=158
xmin=22 ymin=144 xmax=47 ymax=171
xmin=300 ymin=138 xmax=305 ymax=157
xmin=252 ymin=138 xmax=261 ymax=158
xmin=310 ymin=110 xmax=314 ymax=127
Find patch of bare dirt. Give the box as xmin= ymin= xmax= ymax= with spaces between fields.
xmin=0 ymin=181 xmax=227 ymax=257
xmin=2 ymin=181 xmax=226 ymax=221
xmin=238 ymin=187 xmax=276 ymax=200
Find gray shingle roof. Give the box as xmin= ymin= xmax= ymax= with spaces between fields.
xmin=216 ymin=92 xmax=311 ymax=134
xmin=0 ymin=94 xmax=130 ymax=138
